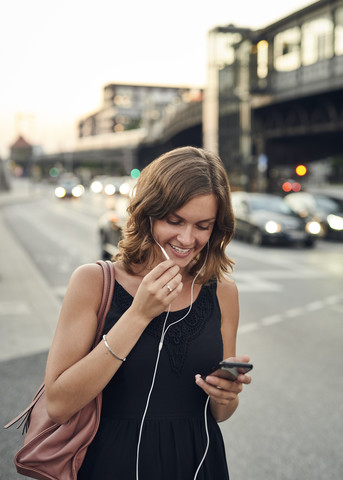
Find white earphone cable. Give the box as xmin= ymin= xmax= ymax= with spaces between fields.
xmin=135 ymin=305 xmax=171 ymax=480
xmin=136 ymin=243 xmax=210 ymax=480
xmin=193 ymin=396 xmax=210 ymax=480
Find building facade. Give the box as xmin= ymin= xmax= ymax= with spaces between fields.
xmin=78 ymin=83 xmax=200 ymax=138
xmin=204 ymin=0 xmax=343 ymax=191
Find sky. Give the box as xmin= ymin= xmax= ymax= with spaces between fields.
xmin=0 ymin=0 xmax=315 ymax=157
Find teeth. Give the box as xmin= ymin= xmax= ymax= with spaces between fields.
xmin=171 ymin=245 xmax=190 ymax=254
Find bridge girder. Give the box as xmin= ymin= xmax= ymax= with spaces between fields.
xmin=253 ymin=90 xmax=343 ymax=166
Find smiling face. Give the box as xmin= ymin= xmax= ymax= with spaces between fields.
xmin=152 ymin=194 xmax=218 ymax=270
xmin=119 ymin=147 xmax=236 ymax=283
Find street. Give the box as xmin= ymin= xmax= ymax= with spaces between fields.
xmin=1 ymin=182 xmax=342 ymax=480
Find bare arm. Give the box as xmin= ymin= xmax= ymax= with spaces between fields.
xmin=195 ymin=278 xmax=251 ymax=422
xmin=45 ymin=260 xmax=182 ymax=424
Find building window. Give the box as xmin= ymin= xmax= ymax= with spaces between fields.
xmin=335 ymin=7 xmax=343 ymax=55
xmin=274 ymin=27 xmax=301 ymax=71
xmin=302 ymin=17 xmax=333 ymax=66
xmin=211 ymin=31 xmax=242 ymax=69
xmin=257 ymin=40 xmax=269 ymax=78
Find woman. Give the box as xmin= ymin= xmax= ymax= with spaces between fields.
xmin=45 ymin=146 xmax=251 ymax=479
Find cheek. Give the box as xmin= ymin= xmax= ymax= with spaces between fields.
xmin=154 ymin=222 xmax=174 ymax=240
xmin=197 ymin=230 xmax=213 ymax=247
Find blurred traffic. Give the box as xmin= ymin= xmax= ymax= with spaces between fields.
xmin=53 ymin=175 xmax=343 ymax=258
xmin=6 ymin=175 xmax=342 ymax=264
xmin=90 ymin=175 xmax=136 ymax=197
xmin=231 ymin=192 xmax=320 ymax=247
xmin=98 ymin=210 xmax=124 ymax=260
xmin=54 ymin=174 xmax=85 ymax=199
xmin=89 ymin=175 xmax=135 ymax=258
xmin=284 ymin=192 xmax=343 ymax=240
xmin=51 ymin=173 xmax=135 ymax=259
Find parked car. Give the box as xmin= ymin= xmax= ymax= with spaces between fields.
xmin=284 ymin=192 xmax=343 ymax=240
xmin=54 ymin=175 xmax=85 ymax=199
xmin=231 ymin=192 xmax=320 ymax=247
xmin=98 ymin=210 xmax=125 ymax=260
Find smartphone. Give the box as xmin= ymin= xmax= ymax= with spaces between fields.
xmin=202 ymin=361 xmax=253 ymax=382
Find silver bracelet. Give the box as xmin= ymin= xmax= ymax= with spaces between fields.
xmin=103 ymin=334 xmax=126 ymax=362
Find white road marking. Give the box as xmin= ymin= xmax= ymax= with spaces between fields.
xmin=261 ymin=315 xmax=283 ymax=326
xmin=284 ymin=307 xmax=306 ymax=318
xmin=238 ymin=293 xmax=343 ymax=335
xmin=305 ymin=301 xmax=326 ymax=311
xmin=0 ymin=301 xmax=31 ymax=315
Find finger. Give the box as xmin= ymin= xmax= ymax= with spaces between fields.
xmin=164 ymin=281 xmax=183 ymax=303
xmin=144 ymin=260 xmax=176 ymax=282
xmin=237 ymin=373 xmax=252 ymax=385
xmin=140 ymin=264 xmax=180 ymax=299
xmin=163 ymin=273 xmax=183 ymax=295
xmin=195 ymin=375 xmax=238 ymax=403
xmin=204 ymin=375 xmax=243 ymax=393
xmin=148 ymin=266 xmax=181 ymax=293
xmin=158 ymin=265 xmax=181 ymax=287
xmin=224 ymin=354 xmax=250 ymax=364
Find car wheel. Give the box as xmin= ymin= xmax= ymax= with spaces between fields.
xmin=251 ymin=228 xmax=263 ymax=246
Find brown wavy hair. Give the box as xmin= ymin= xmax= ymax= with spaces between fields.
xmin=115 ymin=146 xmax=235 ymax=283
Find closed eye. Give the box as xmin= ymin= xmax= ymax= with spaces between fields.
xmin=166 ymin=219 xmax=181 ymax=226
xmin=197 ymin=221 xmax=215 ymax=231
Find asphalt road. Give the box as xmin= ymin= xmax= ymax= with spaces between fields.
xmin=1 ymin=185 xmax=342 ymax=480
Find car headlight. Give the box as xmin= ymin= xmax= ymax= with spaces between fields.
xmin=327 ymin=214 xmax=343 ymax=231
xmin=119 ymin=182 xmax=131 ymax=195
xmin=265 ymin=221 xmax=281 ymax=234
xmin=55 ymin=187 xmax=66 ymax=198
xmin=72 ymin=185 xmax=84 ymax=198
xmin=104 ymin=184 xmax=116 ymax=195
xmin=305 ymin=220 xmax=321 ymax=235
xmin=91 ymin=181 xmax=103 ymax=193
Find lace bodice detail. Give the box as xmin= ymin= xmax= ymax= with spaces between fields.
xmin=104 ymin=281 xmax=218 ymax=376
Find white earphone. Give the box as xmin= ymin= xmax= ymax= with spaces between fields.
xmin=149 ymin=216 xmax=170 ymax=260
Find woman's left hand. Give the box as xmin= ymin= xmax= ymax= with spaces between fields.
xmin=195 ymin=355 xmax=252 ymax=406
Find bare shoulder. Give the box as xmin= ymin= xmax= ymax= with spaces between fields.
xmin=70 ymin=262 xmax=104 ymax=286
xmin=63 ymin=263 xmax=104 ymax=312
xmin=217 ymin=275 xmax=239 ymax=303
xmin=216 ymin=276 xmax=239 ymax=332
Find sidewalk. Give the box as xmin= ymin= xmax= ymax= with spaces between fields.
xmin=0 ymin=182 xmax=61 ymax=362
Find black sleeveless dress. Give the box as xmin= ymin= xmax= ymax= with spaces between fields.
xmin=78 ymin=280 xmax=230 ymax=480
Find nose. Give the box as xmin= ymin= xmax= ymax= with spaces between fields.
xmin=176 ymin=224 xmax=194 ymax=246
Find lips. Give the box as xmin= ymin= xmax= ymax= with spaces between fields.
xmin=169 ymin=244 xmax=193 ymax=256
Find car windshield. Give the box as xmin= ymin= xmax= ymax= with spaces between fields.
xmin=63 ymin=179 xmax=78 ymax=185
xmin=314 ymin=196 xmax=341 ymax=212
xmin=250 ymin=196 xmax=293 ymax=214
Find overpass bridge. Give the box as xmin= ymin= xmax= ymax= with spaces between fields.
xmin=206 ymin=0 xmax=343 ymax=190
xmin=22 ymin=0 xmax=343 ymax=191
xmin=137 ymin=100 xmax=202 ymax=169
xmin=118 ymin=0 xmax=343 ymax=188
